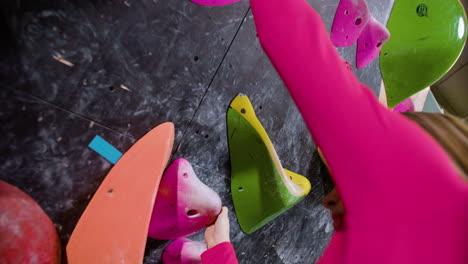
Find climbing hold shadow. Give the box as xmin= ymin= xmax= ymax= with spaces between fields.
xmin=67 ymin=123 xmax=175 ymax=264
xmin=162 ymin=238 xmax=206 ymax=264
xmin=148 ymin=158 xmax=222 ymax=240
xmin=356 ymin=16 xmax=390 ymax=69
xmin=227 ymin=94 xmax=311 ymax=234
xmin=0 ymin=181 xmax=61 ymax=264
xmin=331 ymin=0 xmax=370 ymax=47
xmin=380 ymin=0 xmax=467 ymax=107
xmin=191 ymin=0 xmax=241 ymax=6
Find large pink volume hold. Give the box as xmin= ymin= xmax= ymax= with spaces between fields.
xmin=148 ymin=158 xmax=222 ymax=240
xmin=331 ymin=0 xmax=370 ymax=47
xmin=191 ymin=0 xmax=241 ymax=6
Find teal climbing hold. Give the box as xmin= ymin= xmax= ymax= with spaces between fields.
xmin=88 ymin=135 xmax=123 ymax=164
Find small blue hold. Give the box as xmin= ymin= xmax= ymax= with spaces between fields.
xmin=88 ymin=135 xmax=123 ymax=164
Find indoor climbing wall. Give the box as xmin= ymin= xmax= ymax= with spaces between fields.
xmin=0 ymin=0 xmax=394 ymax=263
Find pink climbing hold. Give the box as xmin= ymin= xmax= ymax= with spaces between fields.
xmin=190 ymin=0 xmax=241 ymax=6
xmin=356 ymin=16 xmax=390 ymax=69
xmin=162 ymin=238 xmax=207 ymax=264
xmin=331 ymin=0 xmax=370 ymax=47
xmin=393 ymin=98 xmax=415 ymax=113
xmin=148 ymin=158 xmax=222 ymax=240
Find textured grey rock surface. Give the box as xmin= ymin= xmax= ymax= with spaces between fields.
xmin=2 ymin=0 xmax=250 ymax=143
xmin=0 ymin=88 xmax=136 ymax=262
xmin=174 ymin=12 xmax=334 ymax=264
xmin=0 ymin=0 xmax=394 ymax=263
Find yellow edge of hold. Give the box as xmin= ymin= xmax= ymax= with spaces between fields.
xmin=284 ymin=169 xmax=311 ymax=196
xmin=230 ymin=94 xmax=310 ymax=197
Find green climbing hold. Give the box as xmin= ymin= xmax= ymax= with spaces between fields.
xmin=380 ymin=0 xmax=467 ymax=107
xmin=227 ymin=94 xmax=311 ymax=234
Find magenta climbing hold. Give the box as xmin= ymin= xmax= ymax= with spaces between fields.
xmin=162 ymin=238 xmax=207 ymax=264
xmin=190 ymin=0 xmax=241 ymax=6
xmin=148 ymin=158 xmax=222 ymax=240
xmin=393 ymin=98 xmax=415 ymax=113
xmin=356 ymin=16 xmax=390 ymax=69
xmin=331 ymin=0 xmax=370 ymax=47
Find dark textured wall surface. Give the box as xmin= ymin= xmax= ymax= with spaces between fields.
xmin=0 ymin=0 xmax=393 ymax=263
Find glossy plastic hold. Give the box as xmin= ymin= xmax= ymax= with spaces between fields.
xmin=67 ymin=123 xmax=175 ymax=264
xmin=162 ymin=238 xmax=207 ymax=264
xmin=0 ymin=181 xmax=61 ymax=264
xmin=380 ymin=0 xmax=467 ymax=107
xmin=331 ymin=0 xmax=370 ymax=47
xmin=191 ymin=0 xmax=241 ymax=6
xmin=393 ymin=98 xmax=415 ymax=113
xmin=227 ymin=94 xmax=311 ymax=234
xmin=356 ymin=16 xmax=390 ymax=69
xmin=148 ymin=158 xmax=222 ymax=240
xmin=88 ymin=135 xmax=123 ymax=164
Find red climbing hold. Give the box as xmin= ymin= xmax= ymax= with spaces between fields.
xmin=0 ymin=180 xmax=61 ymax=264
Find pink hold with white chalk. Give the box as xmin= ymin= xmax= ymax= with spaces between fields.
xmin=162 ymin=238 xmax=207 ymax=264
xmin=148 ymin=158 xmax=222 ymax=240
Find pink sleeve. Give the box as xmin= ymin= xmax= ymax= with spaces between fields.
xmin=201 ymin=242 xmax=239 ymax=264
xmin=250 ymin=0 xmax=468 ymax=263
xmin=250 ymin=0 xmax=389 ymax=202
xmin=250 ymin=0 xmax=462 ymax=213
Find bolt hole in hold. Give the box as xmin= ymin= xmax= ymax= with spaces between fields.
xmin=109 ymin=86 xmax=115 ymax=92
xmin=416 ymin=4 xmax=428 ymax=17
xmin=108 ymin=188 xmax=114 ymax=194
xmin=384 ymin=53 xmax=389 ymax=56
xmin=187 ymin=209 xmax=200 ymax=217
xmin=376 ymin=42 xmax=383 ymax=48
xmin=345 ymin=10 xmax=349 ymax=15
xmin=183 ymin=173 xmax=188 ymax=178
xmin=345 ymin=35 xmax=349 ymax=40
xmin=355 ymin=18 xmax=362 ymax=26
xmin=238 ymin=187 xmax=244 ymax=192
xmin=289 ymin=176 xmax=293 ymax=180
xmin=241 ymin=108 xmax=246 ymax=114
xmin=365 ymin=42 xmax=369 ymax=47
xmin=193 ymin=56 xmax=199 ymax=62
